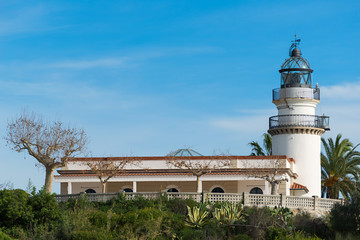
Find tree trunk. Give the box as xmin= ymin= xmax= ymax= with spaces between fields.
xmin=101 ymin=182 xmax=107 ymax=193
xmin=328 ymin=186 xmax=337 ymax=199
xmin=44 ymin=167 xmax=55 ymax=193
xmin=271 ymin=182 xmax=278 ymax=195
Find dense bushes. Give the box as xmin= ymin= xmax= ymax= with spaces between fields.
xmin=0 ymin=229 xmax=14 ymax=240
xmin=329 ymin=192 xmax=360 ymax=239
xmin=0 ymin=189 xmax=358 ymax=239
xmin=0 ymin=189 xmax=33 ymax=228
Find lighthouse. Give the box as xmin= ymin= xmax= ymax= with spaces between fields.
xmin=268 ymin=37 xmax=330 ymax=197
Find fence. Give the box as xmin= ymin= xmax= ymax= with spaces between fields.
xmin=55 ymin=192 xmax=343 ymax=211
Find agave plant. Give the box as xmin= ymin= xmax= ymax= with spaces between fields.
xmin=271 ymin=206 xmax=293 ymax=231
xmin=213 ymin=202 xmax=246 ymax=225
xmin=185 ymin=205 xmax=209 ymax=229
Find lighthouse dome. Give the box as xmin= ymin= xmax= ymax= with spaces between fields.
xmin=281 ymin=48 xmax=311 ymax=70
xmin=279 ymin=46 xmax=313 ymax=88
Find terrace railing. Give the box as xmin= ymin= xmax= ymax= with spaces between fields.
xmin=55 ymin=192 xmax=343 ymax=211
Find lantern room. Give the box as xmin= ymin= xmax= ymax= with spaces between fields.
xmin=279 ymin=39 xmax=313 ymax=88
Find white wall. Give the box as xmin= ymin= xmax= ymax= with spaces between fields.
xmin=65 ymin=158 xmax=234 ymax=171
xmin=272 ymin=133 xmax=321 ymax=196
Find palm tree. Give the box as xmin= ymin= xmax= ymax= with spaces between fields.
xmin=249 ymin=133 xmax=272 ymax=156
xmin=321 ymin=134 xmax=360 ymax=199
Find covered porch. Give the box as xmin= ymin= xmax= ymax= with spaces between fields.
xmin=56 ymin=174 xmax=290 ymax=196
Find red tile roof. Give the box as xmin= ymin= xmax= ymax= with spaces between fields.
xmin=55 ymin=168 xmax=296 ymax=178
xmin=290 ymin=182 xmax=309 ymax=193
xmin=68 ymin=155 xmax=295 ymax=163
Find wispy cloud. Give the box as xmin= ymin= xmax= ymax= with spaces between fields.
xmin=0 ymin=77 xmax=147 ymax=112
xmin=312 ymin=80 xmax=360 ymax=144
xmin=47 ymin=57 xmax=130 ymax=69
xmin=209 ymin=114 xmax=268 ymax=133
xmin=0 ymin=5 xmax=67 ymax=35
xmin=321 ymin=80 xmax=360 ymax=100
xmin=2 ymin=45 xmax=218 ymax=71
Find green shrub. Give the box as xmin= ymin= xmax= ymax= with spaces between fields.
xmin=329 ymin=191 xmax=360 ymax=237
xmin=243 ymin=207 xmax=273 ymax=240
xmin=28 ymin=189 xmax=61 ymax=225
xmin=265 ymin=226 xmax=288 ymax=240
xmin=286 ymin=231 xmax=322 ymax=240
xmin=29 ymin=223 xmax=59 ymax=240
xmin=293 ymin=212 xmax=333 ymax=239
xmin=72 ymin=229 xmax=115 ymax=240
xmin=230 ymin=233 xmax=253 ymax=240
xmin=165 ymin=198 xmax=198 ymax=215
xmin=161 ymin=211 xmax=184 ymax=237
xmin=0 ymin=189 xmax=33 ymax=228
xmin=202 ymin=218 xmax=226 ymax=239
xmin=88 ymin=210 xmax=108 ymax=228
xmin=0 ymin=229 xmax=15 ymax=240
xmin=112 ymin=197 xmax=156 ymax=215
xmin=330 ymin=203 xmax=359 ymax=235
xmin=61 ymin=194 xmax=91 ymax=212
xmin=116 ymin=207 xmax=166 ymax=239
xmin=179 ymin=227 xmax=205 ymax=240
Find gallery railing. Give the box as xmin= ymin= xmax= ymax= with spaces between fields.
xmin=55 ymin=192 xmax=343 ymax=211
xmin=269 ymin=114 xmax=330 ymax=130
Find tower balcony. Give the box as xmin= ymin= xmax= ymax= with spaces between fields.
xmin=269 ymin=114 xmax=330 ymax=131
xmin=272 ymin=88 xmax=320 ymax=101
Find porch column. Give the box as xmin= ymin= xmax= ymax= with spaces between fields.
xmin=264 ymin=180 xmax=269 ymax=194
xmin=133 ymin=181 xmax=137 ymax=192
xmin=285 ymin=180 xmax=291 ymax=196
xmin=67 ymin=182 xmax=72 ymax=194
xmin=198 ymin=180 xmax=202 ymax=192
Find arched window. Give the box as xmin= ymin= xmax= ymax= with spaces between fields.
xmin=167 ymin=188 xmax=179 ymax=192
xmin=123 ymin=188 xmax=133 ymax=192
xmin=85 ymin=188 xmax=96 ymax=193
xmin=211 ymin=187 xmax=225 ymax=193
xmin=250 ymin=187 xmax=263 ymax=194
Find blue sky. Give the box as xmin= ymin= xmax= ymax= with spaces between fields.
xmin=0 ymin=0 xmax=359 ymax=193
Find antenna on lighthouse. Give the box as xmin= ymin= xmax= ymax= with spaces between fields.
xmin=289 ymin=34 xmax=301 ymax=57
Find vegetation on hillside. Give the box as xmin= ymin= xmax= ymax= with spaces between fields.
xmin=1 ymin=188 xmax=359 ymax=240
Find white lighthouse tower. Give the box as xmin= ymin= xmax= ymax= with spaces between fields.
xmin=268 ymin=37 xmax=330 ymax=197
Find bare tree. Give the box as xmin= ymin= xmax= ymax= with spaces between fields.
xmin=166 ymin=154 xmax=230 ymax=192
xmin=86 ymin=157 xmax=140 ymax=193
xmin=244 ymin=158 xmax=288 ymax=195
xmin=5 ymin=112 xmax=88 ymax=193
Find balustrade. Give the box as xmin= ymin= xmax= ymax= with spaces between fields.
xmin=55 ymin=192 xmax=342 ymax=211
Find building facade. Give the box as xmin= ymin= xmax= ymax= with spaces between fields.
xmin=55 ymin=39 xmax=328 ymax=197
xmin=55 ymin=154 xmax=305 ymax=196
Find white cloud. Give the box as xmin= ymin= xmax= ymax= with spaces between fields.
xmin=321 ymin=81 xmax=360 ymax=100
